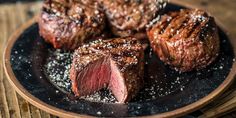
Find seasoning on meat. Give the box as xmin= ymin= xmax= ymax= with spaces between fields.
xmin=99 ymin=0 xmax=167 ymax=37
xmin=70 ymin=37 xmax=144 ymax=103
xmin=38 ymin=0 xmax=105 ymax=50
xmin=147 ymin=9 xmax=220 ymax=72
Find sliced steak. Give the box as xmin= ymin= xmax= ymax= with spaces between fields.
xmin=70 ymin=37 xmax=144 ymax=103
xmin=99 ymin=0 xmax=166 ymax=37
xmin=38 ymin=0 xmax=105 ymax=50
xmin=147 ymin=9 xmax=220 ymax=72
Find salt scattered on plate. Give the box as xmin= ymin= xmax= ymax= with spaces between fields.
xmin=44 ymin=49 xmax=117 ymax=103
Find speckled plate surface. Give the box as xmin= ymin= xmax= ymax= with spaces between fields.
xmin=3 ymin=2 xmax=236 ymax=118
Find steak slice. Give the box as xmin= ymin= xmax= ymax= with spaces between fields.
xmin=147 ymin=9 xmax=220 ymax=72
xmin=70 ymin=37 xmax=144 ymax=103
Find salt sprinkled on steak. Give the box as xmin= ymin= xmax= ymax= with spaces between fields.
xmin=70 ymin=37 xmax=144 ymax=103
xmin=38 ymin=0 xmax=105 ymax=50
xmin=99 ymin=0 xmax=168 ymax=37
xmin=44 ymin=48 xmax=117 ymax=103
xmin=147 ymin=9 xmax=220 ymax=72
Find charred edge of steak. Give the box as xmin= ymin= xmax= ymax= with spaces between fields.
xmin=38 ymin=0 xmax=105 ymax=50
xmin=147 ymin=9 xmax=220 ymax=72
xmin=70 ymin=37 xmax=144 ymax=103
xmin=99 ymin=0 xmax=167 ymax=37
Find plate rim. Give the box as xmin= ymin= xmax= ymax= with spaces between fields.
xmin=3 ymin=1 xmax=236 ymax=118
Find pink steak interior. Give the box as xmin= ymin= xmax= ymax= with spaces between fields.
xmin=71 ymin=56 xmax=127 ymax=103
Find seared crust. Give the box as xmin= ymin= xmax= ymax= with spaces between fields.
xmin=99 ymin=0 xmax=166 ymax=37
xmin=38 ymin=0 xmax=105 ymax=50
xmin=72 ymin=37 xmax=143 ymax=72
xmin=147 ymin=9 xmax=220 ymax=72
xmin=70 ymin=37 xmax=144 ymax=102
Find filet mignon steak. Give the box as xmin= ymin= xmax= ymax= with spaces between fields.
xmin=38 ymin=0 xmax=105 ymax=50
xmin=98 ymin=0 xmax=167 ymax=37
xmin=70 ymin=37 xmax=144 ymax=103
xmin=147 ymin=9 xmax=220 ymax=72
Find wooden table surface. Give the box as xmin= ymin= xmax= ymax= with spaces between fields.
xmin=0 ymin=1 xmax=235 ymax=118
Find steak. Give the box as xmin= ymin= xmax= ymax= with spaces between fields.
xmin=98 ymin=0 xmax=167 ymax=37
xmin=38 ymin=0 xmax=105 ymax=50
xmin=147 ymin=9 xmax=220 ymax=72
xmin=70 ymin=37 xmax=144 ymax=103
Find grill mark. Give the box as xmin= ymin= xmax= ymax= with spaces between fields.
xmin=185 ymin=12 xmax=208 ymax=38
xmin=110 ymin=49 xmax=134 ymax=54
xmin=152 ymin=15 xmax=172 ymax=35
xmin=163 ymin=13 xmax=184 ymax=34
xmin=186 ymin=21 xmax=200 ymax=38
xmin=190 ymin=18 xmax=210 ymax=39
xmin=115 ymin=57 xmax=139 ymax=68
xmin=179 ymin=23 xmax=194 ymax=39
xmin=171 ymin=14 xmax=191 ymax=37
xmin=109 ymin=49 xmax=140 ymax=59
xmin=159 ymin=14 xmax=179 ymax=35
xmin=108 ymin=44 xmax=141 ymax=51
xmin=76 ymin=39 xmax=141 ymax=54
xmin=110 ymin=51 xmax=140 ymax=59
xmin=89 ymin=40 xmax=140 ymax=51
xmin=164 ymin=13 xmax=189 ymax=38
xmin=173 ymin=15 xmax=199 ymax=39
xmin=74 ymin=37 xmax=142 ymax=74
xmin=90 ymin=44 xmax=141 ymax=52
xmin=168 ymin=11 xmax=208 ymax=38
xmin=109 ymin=38 xmax=138 ymax=44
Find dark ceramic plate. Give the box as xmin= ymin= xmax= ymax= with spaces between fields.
xmin=3 ymin=2 xmax=236 ymax=118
